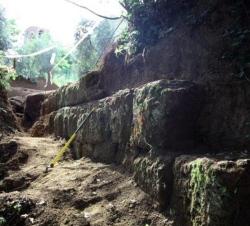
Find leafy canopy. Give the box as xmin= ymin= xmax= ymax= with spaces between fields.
xmin=0 ymin=5 xmax=18 ymax=88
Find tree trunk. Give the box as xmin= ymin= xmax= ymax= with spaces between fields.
xmin=45 ymin=70 xmax=52 ymax=88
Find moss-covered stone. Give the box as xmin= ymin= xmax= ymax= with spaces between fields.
xmin=172 ymin=155 xmax=250 ymax=226
xmin=42 ymin=71 xmax=105 ymax=114
xmin=131 ymin=80 xmax=203 ymax=154
xmin=188 ymin=158 xmax=232 ymax=226
xmin=133 ymin=155 xmax=174 ymax=207
xmin=54 ymin=89 xmax=134 ymax=163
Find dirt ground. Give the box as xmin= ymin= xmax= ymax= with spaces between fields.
xmin=0 ymin=134 xmax=173 ymax=226
xmin=8 ymin=76 xmax=58 ymax=98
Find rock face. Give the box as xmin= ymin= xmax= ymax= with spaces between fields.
xmin=54 ymin=88 xmax=134 ymax=163
xmin=22 ymin=91 xmax=55 ymax=128
xmin=42 ymin=71 xmax=106 ymax=114
xmin=8 ymin=96 xmax=24 ymax=116
xmin=53 ymin=80 xmax=203 ymax=153
xmin=133 ymin=155 xmax=174 ymax=208
xmin=172 ymin=155 xmax=250 ymax=226
xmin=43 ymin=56 xmax=250 ymax=153
xmin=130 ymin=80 xmax=203 ymax=153
xmin=54 ymin=80 xmax=203 ymax=158
xmin=23 ymin=92 xmax=45 ymax=128
xmin=52 ymin=79 xmax=203 ymax=208
xmin=30 ymin=112 xmax=56 ymax=137
xmin=198 ymin=81 xmax=250 ymax=150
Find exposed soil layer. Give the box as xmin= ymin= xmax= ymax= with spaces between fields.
xmin=8 ymin=76 xmax=58 ymax=97
xmin=0 ymin=89 xmax=18 ymax=136
xmin=0 ymin=135 xmax=172 ymax=226
xmin=6 ymin=76 xmax=57 ymax=130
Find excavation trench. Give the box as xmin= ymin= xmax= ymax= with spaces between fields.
xmin=2 ymin=69 xmax=250 ymax=226
xmin=0 ymin=133 xmax=172 ymax=226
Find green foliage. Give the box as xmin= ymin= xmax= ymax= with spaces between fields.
xmin=119 ymin=0 xmax=250 ymax=81
xmin=0 ymin=5 xmax=19 ymax=49
xmin=0 ymin=65 xmax=16 ymax=89
xmin=0 ymin=217 xmax=6 ymax=225
xmin=5 ymin=19 xmax=20 ymax=45
xmin=15 ymin=32 xmax=78 ymax=86
xmin=74 ymin=19 xmax=98 ymax=76
xmin=0 ymin=4 xmax=18 ymax=89
xmin=16 ymin=33 xmax=55 ymax=78
xmin=93 ymin=19 xmax=121 ymax=55
xmin=51 ymin=44 xmax=78 ymax=86
xmin=0 ymin=2 xmax=123 ymax=87
xmin=118 ymin=0 xmax=170 ymax=55
xmin=115 ymin=27 xmax=139 ymax=55
xmin=188 ymin=159 xmax=231 ymax=226
xmin=75 ymin=18 xmax=122 ymax=76
xmin=13 ymin=203 xmax=22 ymax=213
xmin=75 ymin=33 xmax=98 ymax=75
xmin=0 ymin=6 xmax=11 ymax=50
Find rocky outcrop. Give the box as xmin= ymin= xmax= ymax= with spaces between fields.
xmin=42 ymin=71 xmax=106 ymax=114
xmin=172 ymin=154 xmax=250 ymax=226
xmin=54 ymin=80 xmax=203 ymax=155
xmin=22 ymin=92 xmax=46 ymax=128
xmin=133 ymin=155 xmax=174 ymax=208
xmin=22 ymin=91 xmax=55 ymax=128
xmin=98 ymin=0 xmax=250 ymax=89
xmin=53 ymin=80 xmax=203 ymax=157
xmin=8 ymin=96 xmax=24 ymax=116
xmin=51 ymin=79 xmax=203 ymax=207
xmin=198 ymin=81 xmax=250 ymax=150
xmin=42 ymin=52 xmax=250 ymax=153
xmin=30 ymin=112 xmax=56 ymax=137
xmin=125 ymin=80 xmax=204 ymax=206
xmin=54 ymin=88 xmax=134 ymax=163
xmin=130 ymin=80 xmax=203 ymax=153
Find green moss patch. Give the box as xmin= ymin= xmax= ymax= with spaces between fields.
xmin=188 ymin=158 xmax=232 ymax=226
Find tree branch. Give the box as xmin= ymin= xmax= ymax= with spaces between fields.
xmin=63 ymin=0 xmax=122 ymax=20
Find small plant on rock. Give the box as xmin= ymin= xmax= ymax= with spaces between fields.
xmin=188 ymin=158 xmax=231 ymax=226
xmin=0 ymin=217 xmax=6 ymax=226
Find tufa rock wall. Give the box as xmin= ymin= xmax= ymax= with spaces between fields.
xmin=52 ymin=80 xmax=204 ymax=207
xmin=42 ymin=79 xmax=250 ymax=225
xmin=53 ymin=80 xmax=203 ymax=161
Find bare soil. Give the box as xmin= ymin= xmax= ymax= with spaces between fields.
xmin=8 ymin=76 xmax=58 ymax=98
xmin=0 ymin=134 xmax=172 ymax=226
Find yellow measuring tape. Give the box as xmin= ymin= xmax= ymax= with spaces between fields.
xmin=50 ymin=133 xmax=77 ymax=167
xmin=46 ymin=107 xmax=96 ymax=171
